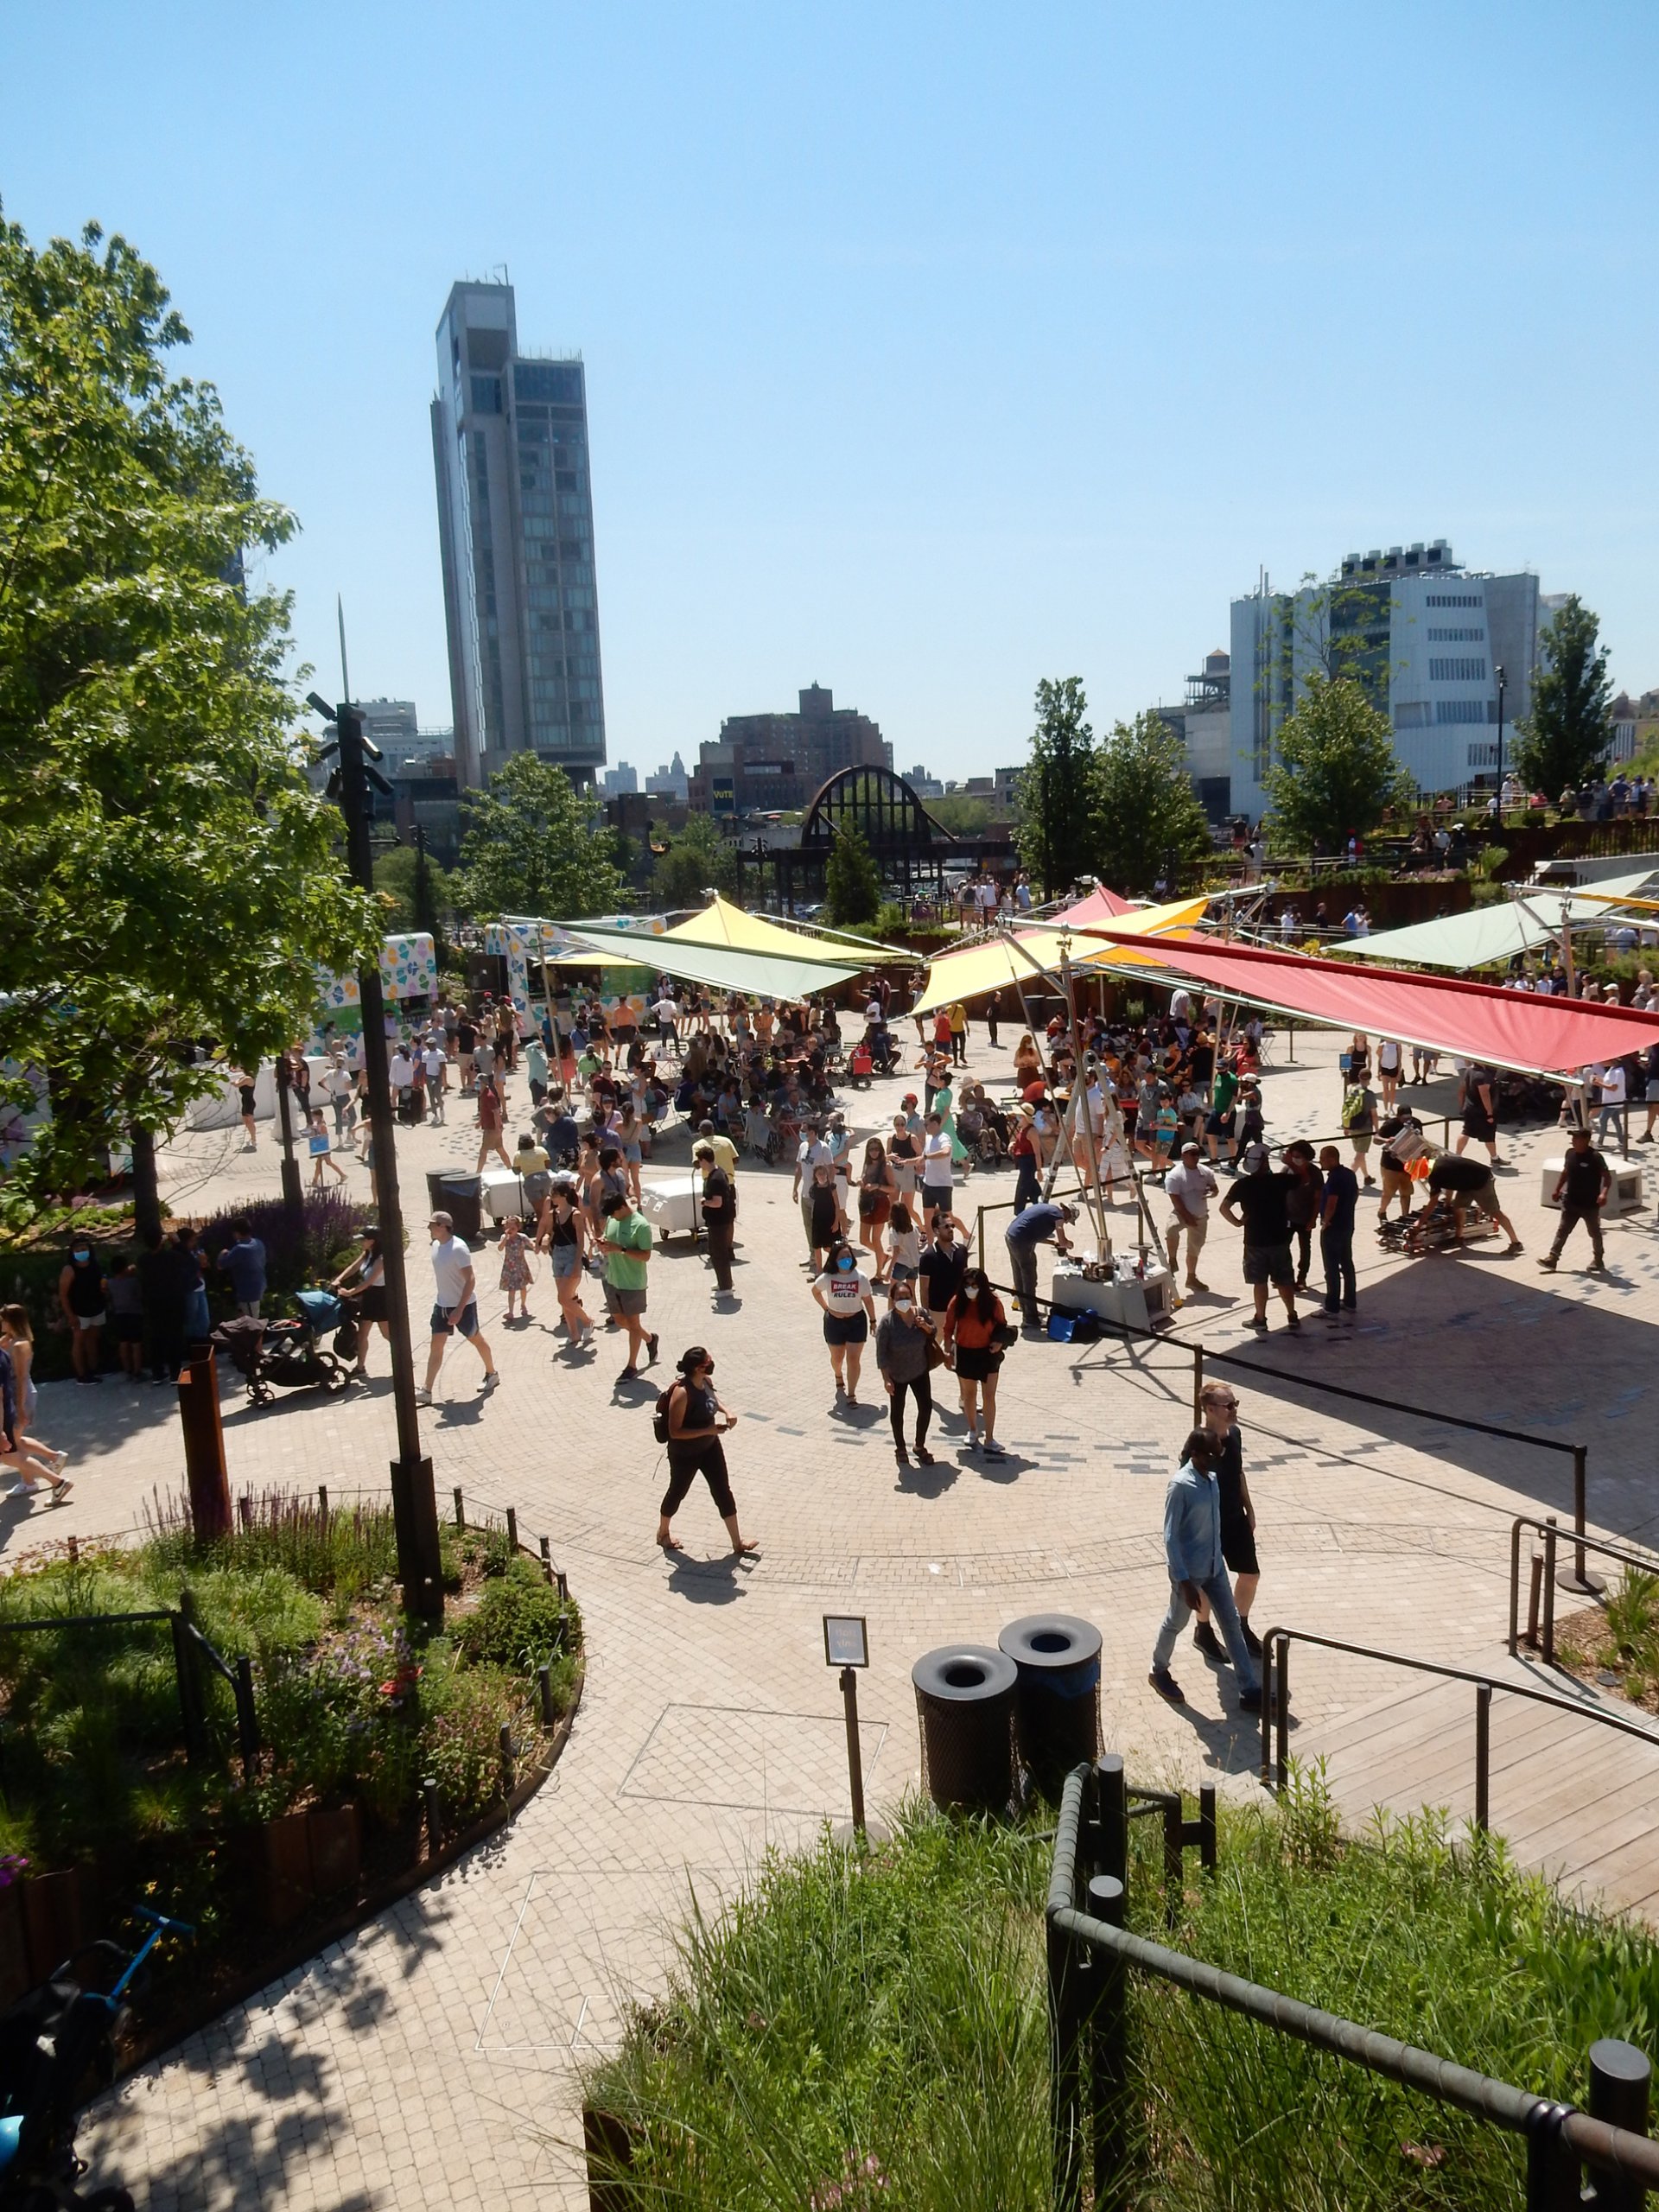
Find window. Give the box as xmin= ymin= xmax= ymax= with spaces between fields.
xmin=469 ymin=374 xmax=503 ymax=415
xmin=1436 ymin=699 xmax=1488 ymax=725
xmin=1393 ymin=702 xmax=1429 ymax=729
xmin=1429 ymin=657 xmax=1487 ymax=682
xmin=1427 ymin=626 xmax=1484 ymax=643
xmin=1467 ymin=743 xmax=1500 ymax=767
xmin=1425 ymin=593 xmax=1481 ymax=608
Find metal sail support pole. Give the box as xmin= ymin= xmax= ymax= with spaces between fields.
xmin=1059 ymin=945 xmax=1113 ymax=1261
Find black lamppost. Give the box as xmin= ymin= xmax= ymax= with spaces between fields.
xmin=311 ymin=690 xmax=445 ymax=1622
xmin=1495 ymin=664 xmax=1507 ymax=817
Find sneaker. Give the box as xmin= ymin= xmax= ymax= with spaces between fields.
xmin=1148 ymin=1667 xmax=1185 ymax=1706
xmin=963 ymin=1433 xmax=980 ymax=1452
xmin=1237 ymin=1688 xmax=1266 ymax=1714
xmin=1505 ymin=1242 xmax=1524 ymax=1255
xmin=616 ymin=1366 xmax=639 ymax=1384
xmin=1285 ymin=1313 xmax=1301 ymax=1332
xmin=1240 ymin=1620 xmax=1262 ymax=1656
xmin=645 ymin=1333 xmax=660 ymax=1365
xmin=1587 ymin=1261 xmax=1608 ymax=1274
xmin=1246 ymin=1314 xmax=1268 ymax=1332
xmin=1192 ymin=1621 xmax=1230 ymax=1665
xmin=1187 ymin=1276 xmax=1208 ymax=1293
xmin=1537 ymin=1258 xmax=1558 ymax=1272
xmin=982 ymin=1441 xmax=1006 ymax=1462
xmin=480 ymin=1370 xmax=500 ymax=1392
xmin=579 ymin=1326 xmax=596 ymax=1349
xmin=414 ymin=1387 xmax=432 ymax=1407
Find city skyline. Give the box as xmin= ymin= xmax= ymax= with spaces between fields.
xmin=4 ymin=3 xmax=1656 ymax=780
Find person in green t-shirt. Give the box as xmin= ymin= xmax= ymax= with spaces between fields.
xmin=1205 ymin=1061 xmax=1240 ymax=1171
xmin=600 ymin=1194 xmax=657 ymax=1382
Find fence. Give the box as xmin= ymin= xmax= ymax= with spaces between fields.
xmin=1046 ymin=1755 xmax=1659 ymax=2212
xmin=1511 ymin=1518 xmax=1659 ymax=1666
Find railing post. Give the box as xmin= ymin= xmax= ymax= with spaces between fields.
xmin=1474 ymin=1683 xmax=1491 ymax=1833
xmin=1161 ymin=1797 xmax=1184 ymax=1929
xmin=454 ymin=1486 xmax=465 ymax=1530
xmin=499 ymin=1722 xmax=516 ymax=1796
xmin=539 ymin=1535 xmax=554 ymax=1586
xmin=1559 ymin=1446 xmax=1606 ymax=1597
xmin=1528 ymin=1549 xmax=1544 ymax=1654
xmin=1275 ymin=1642 xmax=1290 ymax=1794
xmin=506 ymin=1506 xmax=519 ymax=1553
xmin=1047 ymin=1908 xmax=1084 ymax=2212
xmin=537 ymin=1663 xmax=556 ymax=1727
xmin=317 ymin=1484 xmax=329 ymax=1519
xmin=1260 ymin=1637 xmax=1275 ymax=1785
xmin=1588 ymin=2041 xmax=1651 ymax=2212
xmin=1198 ymin=1783 xmax=1217 ymax=1872
xmin=1543 ymin=1520 xmax=1559 ymax=1664
xmin=1093 ymin=1754 xmax=1128 ymax=1888
xmin=1510 ymin=1520 xmax=1524 ymax=1656
xmin=1086 ymin=1873 xmax=1128 ymax=2212
xmin=423 ymin=1777 xmax=443 ymax=1858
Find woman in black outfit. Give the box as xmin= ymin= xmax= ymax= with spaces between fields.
xmin=658 ymin=1345 xmax=758 ymax=1556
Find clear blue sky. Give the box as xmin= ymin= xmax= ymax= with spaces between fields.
xmin=7 ymin=3 xmax=1656 ymax=776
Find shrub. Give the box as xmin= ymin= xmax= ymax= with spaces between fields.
xmin=195 ymin=1190 xmax=374 ymax=1306
xmin=454 ymin=1564 xmax=577 ymax=1675
xmin=418 ymin=1658 xmax=511 ymax=1822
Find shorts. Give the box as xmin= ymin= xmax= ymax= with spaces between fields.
xmin=1462 ymin=1107 xmax=1496 ymax=1141
xmin=823 ymin=1312 xmax=869 ymax=1347
xmin=1645 ymin=1079 xmax=1659 ymax=1104
xmin=1242 ymin=1242 xmax=1294 ymax=1287
xmin=1221 ymin=1514 xmax=1260 ymax=1576
xmin=1348 ymin=1132 xmax=1371 ymax=1158
xmin=953 ymin=1344 xmax=1002 ymax=1382
xmin=429 ymin=1301 xmax=480 ymax=1338
xmin=1204 ymin=1110 xmax=1235 ymax=1139
xmin=1463 ymin=1178 xmax=1501 ymax=1219
xmin=113 ymin=1314 xmax=144 ymax=1345
xmin=550 ymin=1246 xmax=581 ymax=1280
xmin=357 ymin=1286 xmax=390 ymax=1323
xmin=70 ymin=1309 xmax=106 ymax=1331
xmin=609 ymin=1285 xmax=649 ymax=1318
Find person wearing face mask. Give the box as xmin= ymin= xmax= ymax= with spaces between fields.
xmin=875 ymin=1280 xmax=938 ymax=1468
xmin=58 ymin=1241 xmax=107 ymax=1383
xmin=657 ymin=1345 xmax=757 ymax=1556
xmin=810 ymin=1236 xmax=877 ymax=1407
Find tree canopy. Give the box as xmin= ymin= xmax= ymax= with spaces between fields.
xmin=1094 ymin=713 xmax=1212 ymax=895
xmin=1512 ymin=595 xmax=1614 ymax=796
xmin=1015 ymin=677 xmax=1098 ymax=896
xmin=823 ymin=817 xmax=883 ymax=928
xmin=1262 ymin=674 xmax=1412 ymax=854
xmin=458 ymin=753 xmax=624 ymax=918
xmin=372 ymin=842 xmax=459 ymax=936
xmin=651 ymin=812 xmax=737 ymax=909
xmin=0 ymin=208 xmax=381 ymax=1196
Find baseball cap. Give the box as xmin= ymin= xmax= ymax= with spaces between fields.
xmin=1241 ymin=1142 xmax=1268 ymax=1172
xmin=1180 ymin=1140 xmax=1201 ymax=1156
xmin=429 ymin=1209 xmax=453 ymax=1227
xmin=902 ymin=1092 xmax=918 ymax=1106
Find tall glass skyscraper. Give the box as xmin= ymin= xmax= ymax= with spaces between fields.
xmin=430 ymin=279 xmax=607 ymax=787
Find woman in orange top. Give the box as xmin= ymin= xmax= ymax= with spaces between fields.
xmin=943 ymin=1264 xmax=1011 ymax=1460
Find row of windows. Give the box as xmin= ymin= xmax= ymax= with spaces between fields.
xmin=1427 ymin=626 xmax=1484 ymax=643
xmin=1429 ymin=657 xmax=1488 ymax=682
xmin=513 ymin=363 xmax=583 ymax=405
xmin=1436 ymin=698 xmax=1489 ymax=725
xmin=1467 ymin=743 xmax=1501 ymax=767
xmin=1425 ymin=593 xmax=1481 ymax=608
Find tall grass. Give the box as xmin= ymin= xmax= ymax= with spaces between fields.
xmin=583 ymin=1770 xmax=1659 ymax=2212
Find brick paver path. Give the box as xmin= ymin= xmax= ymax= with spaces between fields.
xmin=12 ymin=1024 xmax=1653 ymax=2208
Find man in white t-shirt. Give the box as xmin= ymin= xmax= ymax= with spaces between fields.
xmin=1164 ymin=1141 xmax=1219 ymax=1292
xmin=388 ymin=1046 xmax=414 ymax=1096
xmin=652 ymin=994 xmax=680 ymax=1052
xmin=321 ymin=1057 xmax=355 ymax=1136
xmin=920 ymin=1113 xmax=956 ymax=1214
xmin=417 ymin=1211 xmax=498 ymax=1404
xmin=1595 ymin=1059 xmax=1629 ymax=1147
xmin=422 ymin=1040 xmax=448 ymax=1125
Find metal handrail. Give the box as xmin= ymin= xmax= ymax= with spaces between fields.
xmin=1510 ymin=1516 xmax=1659 ymax=1666
xmin=1046 ymin=1758 xmax=1659 ymax=2212
xmin=1259 ymin=1626 xmax=1659 ymax=1826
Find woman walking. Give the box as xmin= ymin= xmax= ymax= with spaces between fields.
xmin=499 ymin=1214 xmax=535 ymax=1322
xmin=57 ymin=1240 xmax=107 ymax=1383
xmin=0 ymin=1307 xmax=72 ymax=1493
xmin=943 ymin=1266 xmax=1010 ymax=1459
xmin=475 ymin=1076 xmax=512 ymax=1172
xmin=887 ymin=1200 xmax=922 ymax=1286
xmin=875 ymin=1280 xmax=937 ymax=1468
xmin=332 ymin=1225 xmax=390 ymax=1381
xmin=657 ymin=1346 xmax=757 ymax=1556
xmin=233 ymin=1068 xmax=258 ymax=1150
xmin=307 ymin=1109 xmax=346 ymax=1188
xmin=855 ymin=1136 xmax=898 ymax=1282
xmin=804 ymin=1160 xmax=845 ymax=1274
xmin=540 ymin=1180 xmax=598 ymax=1349
xmin=811 ymin=1236 xmax=877 ymax=1406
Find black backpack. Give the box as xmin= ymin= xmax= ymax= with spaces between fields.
xmin=652 ymin=1387 xmax=677 ymax=1443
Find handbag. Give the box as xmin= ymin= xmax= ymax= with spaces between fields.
xmin=925 ymin=1337 xmax=949 ymax=1370
xmin=989 ymin=1321 xmax=1019 ymax=1350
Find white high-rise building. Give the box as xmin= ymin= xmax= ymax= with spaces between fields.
xmin=1228 ymin=542 xmax=1560 ymax=818
xmin=431 ymin=279 xmax=607 ymax=787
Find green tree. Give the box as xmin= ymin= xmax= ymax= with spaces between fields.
xmin=0 ymin=210 xmax=381 ymax=1205
xmin=1512 ymin=594 xmax=1615 ymax=797
xmin=372 ymin=842 xmax=458 ymax=936
xmin=925 ymin=793 xmax=994 ymax=836
xmin=823 ymin=817 xmax=883 ymax=929
xmin=1094 ymin=713 xmax=1212 ymax=895
xmin=1263 ymin=673 xmax=1413 ymax=855
xmin=1015 ymin=677 xmax=1099 ymax=896
xmin=651 ymin=812 xmax=737 ymax=908
xmin=459 ymin=753 xmax=624 ymax=918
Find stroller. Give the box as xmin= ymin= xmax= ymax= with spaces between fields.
xmin=211 ymin=1288 xmax=355 ymax=1407
xmin=0 ymin=1906 xmax=193 ymax=2212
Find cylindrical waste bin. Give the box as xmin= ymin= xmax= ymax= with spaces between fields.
xmin=912 ymin=1645 xmax=1018 ymax=1815
xmin=433 ymin=1172 xmax=484 ymax=1245
xmin=998 ymin=1614 xmax=1102 ymax=1798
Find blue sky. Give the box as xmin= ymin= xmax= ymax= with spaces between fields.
xmin=6 ymin=3 xmax=1656 ymax=777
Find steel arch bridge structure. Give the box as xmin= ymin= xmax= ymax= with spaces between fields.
xmin=777 ymin=765 xmax=953 ymax=906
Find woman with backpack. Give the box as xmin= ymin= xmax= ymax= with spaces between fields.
xmin=656 ymin=1345 xmax=757 ymax=1556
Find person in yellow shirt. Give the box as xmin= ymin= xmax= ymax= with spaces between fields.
xmin=946 ymin=1001 xmax=969 ymax=1069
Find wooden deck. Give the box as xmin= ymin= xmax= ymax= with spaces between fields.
xmin=1281 ymin=1651 xmax=1659 ymax=1921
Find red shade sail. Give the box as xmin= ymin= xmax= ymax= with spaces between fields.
xmin=1050 ymin=886 xmax=1135 ymax=925
xmin=1082 ymin=928 xmax=1659 ymax=1078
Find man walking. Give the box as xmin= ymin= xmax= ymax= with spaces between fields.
xmin=695 ymin=1141 xmax=738 ymax=1300
xmin=215 ymin=1220 xmax=267 ymax=1319
xmin=1192 ymin=1380 xmax=1263 ymax=1663
xmin=1148 ymin=1427 xmax=1262 ymax=1712
xmin=1004 ymin=1199 xmax=1077 ymax=1330
xmin=417 ymin=1211 xmax=499 ymax=1405
xmin=1316 ymin=1144 xmax=1360 ymax=1319
xmin=1164 ymin=1140 xmax=1217 ymax=1292
xmin=422 ymin=1033 xmax=448 ymax=1125
xmin=600 ymin=1192 xmax=658 ymax=1382
xmin=1218 ymin=1144 xmax=1300 ymax=1332
xmin=1540 ymin=1127 xmax=1611 ymax=1274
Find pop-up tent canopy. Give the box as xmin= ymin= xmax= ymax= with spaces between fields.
xmin=910 ymin=894 xmax=1209 ymax=1016
xmin=1086 ymin=926 xmax=1659 ymax=1080
xmin=1048 ymin=885 xmax=1135 ymax=926
xmin=664 ymin=893 xmax=909 ymax=964
xmin=556 ymin=918 xmax=864 ymax=1001
xmin=1334 ymin=869 xmax=1659 ymax=971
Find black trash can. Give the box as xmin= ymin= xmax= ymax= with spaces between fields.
xmin=435 ymin=1172 xmax=484 ymax=1245
xmin=912 ymin=1645 xmax=1019 ymax=1815
xmin=998 ymin=1614 xmax=1102 ymax=1798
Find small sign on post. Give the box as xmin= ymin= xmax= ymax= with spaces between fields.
xmin=823 ymin=1614 xmax=870 ymax=1837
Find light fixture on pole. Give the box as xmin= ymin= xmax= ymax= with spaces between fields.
xmin=823 ymin=1614 xmax=870 ymax=1839
xmin=1495 ymin=664 xmax=1507 ymax=816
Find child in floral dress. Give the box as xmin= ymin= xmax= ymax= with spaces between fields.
xmin=499 ymin=1215 xmax=535 ymax=1321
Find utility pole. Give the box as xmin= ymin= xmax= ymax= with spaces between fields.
xmin=312 ymin=690 xmax=445 ymax=1620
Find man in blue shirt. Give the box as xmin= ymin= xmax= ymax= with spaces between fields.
xmin=1004 ymin=1201 xmax=1077 ymax=1328
xmin=1149 ymin=1428 xmax=1262 ymax=1710
xmin=215 ymin=1221 xmax=267 ymax=1319
xmin=1316 ymin=1145 xmax=1360 ymax=1319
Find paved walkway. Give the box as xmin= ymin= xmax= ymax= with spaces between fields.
xmin=10 ymin=1025 xmax=1655 ymax=2208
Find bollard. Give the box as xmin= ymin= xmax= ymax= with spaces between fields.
xmin=453 ymin=1486 xmax=465 ymax=1530
xmin=539 ymin=1535 xmax=554 ymax=1586
xmin=556 ymin=1569 xmax=569 ymax=1601
xmin=1588 ymin=2039 xmax=1652 ymax=2212
xmin=537 ymin=1663 xmax=556 ymax=1727
xmin=1092 ymin=1755 xmax=1128 ymax=1887
xmin=67 ymin=1535 xmax=79 ymax=1567
xmin=1086 ymin=1873 xmax=1128 ymax=2212
xmin=506 ymin=1506 xmax=518 ymax=1554
xmin=423 ymin=1777 xmax=443 ymax=1857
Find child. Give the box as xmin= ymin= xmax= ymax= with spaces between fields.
xmin=106 ymin=1255 xmax=147 ymax=1379
xmin=308 ymin=1109 xmax=346 ymax=1186
xmin=499 ymin=1214 xmax=535 ymax=1321
xmin=887 ymin=1200 xmax=922 ymax=1285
